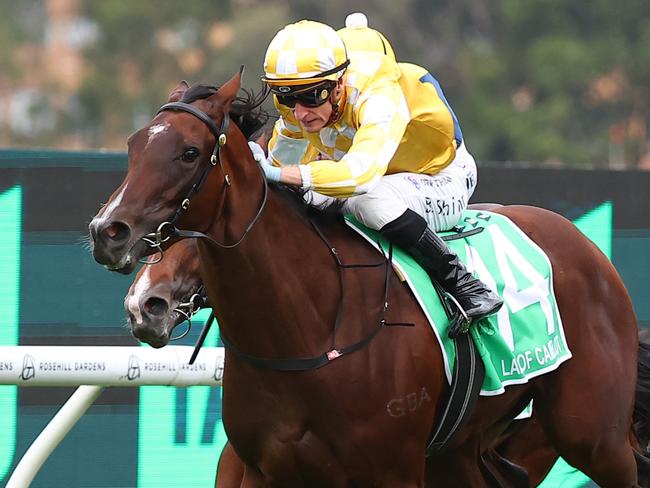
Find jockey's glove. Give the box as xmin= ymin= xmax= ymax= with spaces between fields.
xmin=248 ymin=141 xmax=281 ymax=182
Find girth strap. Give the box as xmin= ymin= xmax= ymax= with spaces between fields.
xmin=425 ymin=330 xmax=485 ymax=454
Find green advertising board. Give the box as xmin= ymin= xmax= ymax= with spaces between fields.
xmin=0 ymin=186 xmax=21 ymax=482
xmin=138 ymin=311 xmax=228 ymax=487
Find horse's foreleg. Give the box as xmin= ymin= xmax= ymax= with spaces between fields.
xmin=239 ymin=467 xmax=265 ymax=488
xmin=215 ymin=442 xmax=245 ymax=488
xmin=425 ymin=447 xmax=501 ymax=488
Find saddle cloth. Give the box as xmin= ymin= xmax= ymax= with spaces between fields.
xmin=345 ymin=209 xmax=572 ymax=396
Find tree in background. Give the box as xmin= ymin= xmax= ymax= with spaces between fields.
xmin=458 ymin=0 xmax=650 ymax=167
xmin=0 ymin=0 xmax=648 ymax=169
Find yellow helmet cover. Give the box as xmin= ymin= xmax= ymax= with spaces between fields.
xmin=263 ymin=20 xmax=349 ymax=86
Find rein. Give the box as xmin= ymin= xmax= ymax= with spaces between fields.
xmin=142 ymin=100 xmax=404 ymax=370
xmin=218 ymin=226 xmax=400 ymax=371
xmin=135 ymin=96 xmax=482 ymax=454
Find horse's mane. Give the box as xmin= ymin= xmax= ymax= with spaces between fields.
xmin=180 ymin=83 xmax=271 ymax=140
xmin=181 ymin=85 xmax=344 ymax=225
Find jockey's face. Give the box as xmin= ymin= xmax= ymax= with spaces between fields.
xmin=293 ymin=101 xmax=333 ymax=133
xmin=291 ymin=79 xmax=343 ymax=133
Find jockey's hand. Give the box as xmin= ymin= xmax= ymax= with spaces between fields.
xmin=248 ymin=141 xmax=281 ymax=182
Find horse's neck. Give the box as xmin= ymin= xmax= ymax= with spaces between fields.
xmin=200 ymin=182 xmax=342 ymax=358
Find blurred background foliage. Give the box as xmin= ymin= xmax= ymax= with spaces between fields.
xmin=0 ymin=0 xmax=648 ymax=168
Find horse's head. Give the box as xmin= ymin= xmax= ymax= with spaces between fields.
xmin=125 ymin=239 xmax=203 ymax=347
xmin=88 ymin=70 xmax=247 ymax=273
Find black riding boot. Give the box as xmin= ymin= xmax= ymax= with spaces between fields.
xmin=380 ymin=209 xmax=503 ymax=321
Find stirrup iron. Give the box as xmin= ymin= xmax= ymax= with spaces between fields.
xmin=444 ymin=292 xmax=472 ymax=339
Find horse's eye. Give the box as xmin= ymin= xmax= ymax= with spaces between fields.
xmin=181 ymin=147 xmax=200 ymax=162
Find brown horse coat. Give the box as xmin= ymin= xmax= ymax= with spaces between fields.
xmin=91 ymin=73 xmax=647 ymax=487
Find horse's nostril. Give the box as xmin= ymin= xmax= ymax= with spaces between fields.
xmin=103 ymin=221 xmax=130 ymax=243
xmin=144 ymin=297 xmax=169 ymax=317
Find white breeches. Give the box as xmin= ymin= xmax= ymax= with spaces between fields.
xmin=304 ymin=142 xmax=478 ymax=232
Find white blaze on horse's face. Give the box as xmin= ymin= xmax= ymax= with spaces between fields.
xmin=145 ymin=123 xmax=169 ymax=149
xmin=126 ymin=264 xmax=152 ymax=325
xmin=95 ymin=183 xmax=128 ymax=224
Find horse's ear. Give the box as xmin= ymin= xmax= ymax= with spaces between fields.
xmin=168 ymin=81 xmax=190 ymax=102
xmin=213 ymin=66 xmax=244 ymax=111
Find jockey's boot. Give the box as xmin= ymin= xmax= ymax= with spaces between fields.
xmin=380 ymin=209 xmax=503 ymax=323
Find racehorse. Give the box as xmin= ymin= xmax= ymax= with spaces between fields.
xmin=121 ymin=238 xmax=556 ymax=487
xmin=90 ymin=72 xmax=650 ymax=487
xmin=123 ymin=234 xmax=650 ymax=487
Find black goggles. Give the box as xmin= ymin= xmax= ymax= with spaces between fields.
xmin=273 ymin=82 xmax=336 ymax=108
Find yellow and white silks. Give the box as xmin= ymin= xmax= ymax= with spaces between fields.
xmin=267 ymin=16 xmax=477 ymax=232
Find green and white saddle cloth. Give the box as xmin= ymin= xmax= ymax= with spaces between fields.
xmin=345 ymin=209 xmax=572 ymax=396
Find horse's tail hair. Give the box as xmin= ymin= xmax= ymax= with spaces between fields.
xmin=633 ymin=329 xmax=650 ymax=452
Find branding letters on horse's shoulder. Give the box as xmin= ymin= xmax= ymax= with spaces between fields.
xmin=386 ymin=387 xmax=431 ymax=417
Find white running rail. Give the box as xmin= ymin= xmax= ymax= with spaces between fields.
xmin=0 ymin=346 xmax=224 ymax=487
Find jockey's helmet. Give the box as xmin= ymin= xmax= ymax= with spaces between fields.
xmin=262 ymin=20 xmax=349 ymax=104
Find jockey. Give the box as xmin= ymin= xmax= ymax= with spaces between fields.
xmin=249 ymin=14 xmax=502 ymax=323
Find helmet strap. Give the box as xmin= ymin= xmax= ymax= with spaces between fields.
xmin=326 ymin=80 xmax=345 ymax=126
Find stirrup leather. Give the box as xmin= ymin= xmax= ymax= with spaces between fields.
xmin=444 ymin=292 xmax=472 ymax=339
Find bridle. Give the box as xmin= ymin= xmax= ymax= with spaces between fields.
xmin=139 ymin=101 xmax=269 ymax=262
xmin=136 ymin=99 xmax=269 ymax=357
xmin=129 ymin=92 xmax=482 ymax=454
xmin=134 ymin=97 xmax=398 ymax=372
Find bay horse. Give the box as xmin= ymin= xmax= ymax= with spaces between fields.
xmin=121 ymin=238 xmax=560 ymax=487
xmin=90 ymin=71 xmax=650 ymax=487
xmin=124 ymin=232 xmax=650 ymax=487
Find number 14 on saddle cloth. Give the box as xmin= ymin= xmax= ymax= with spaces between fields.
xmin=346 ymin=209 xmax=571 ymax=395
